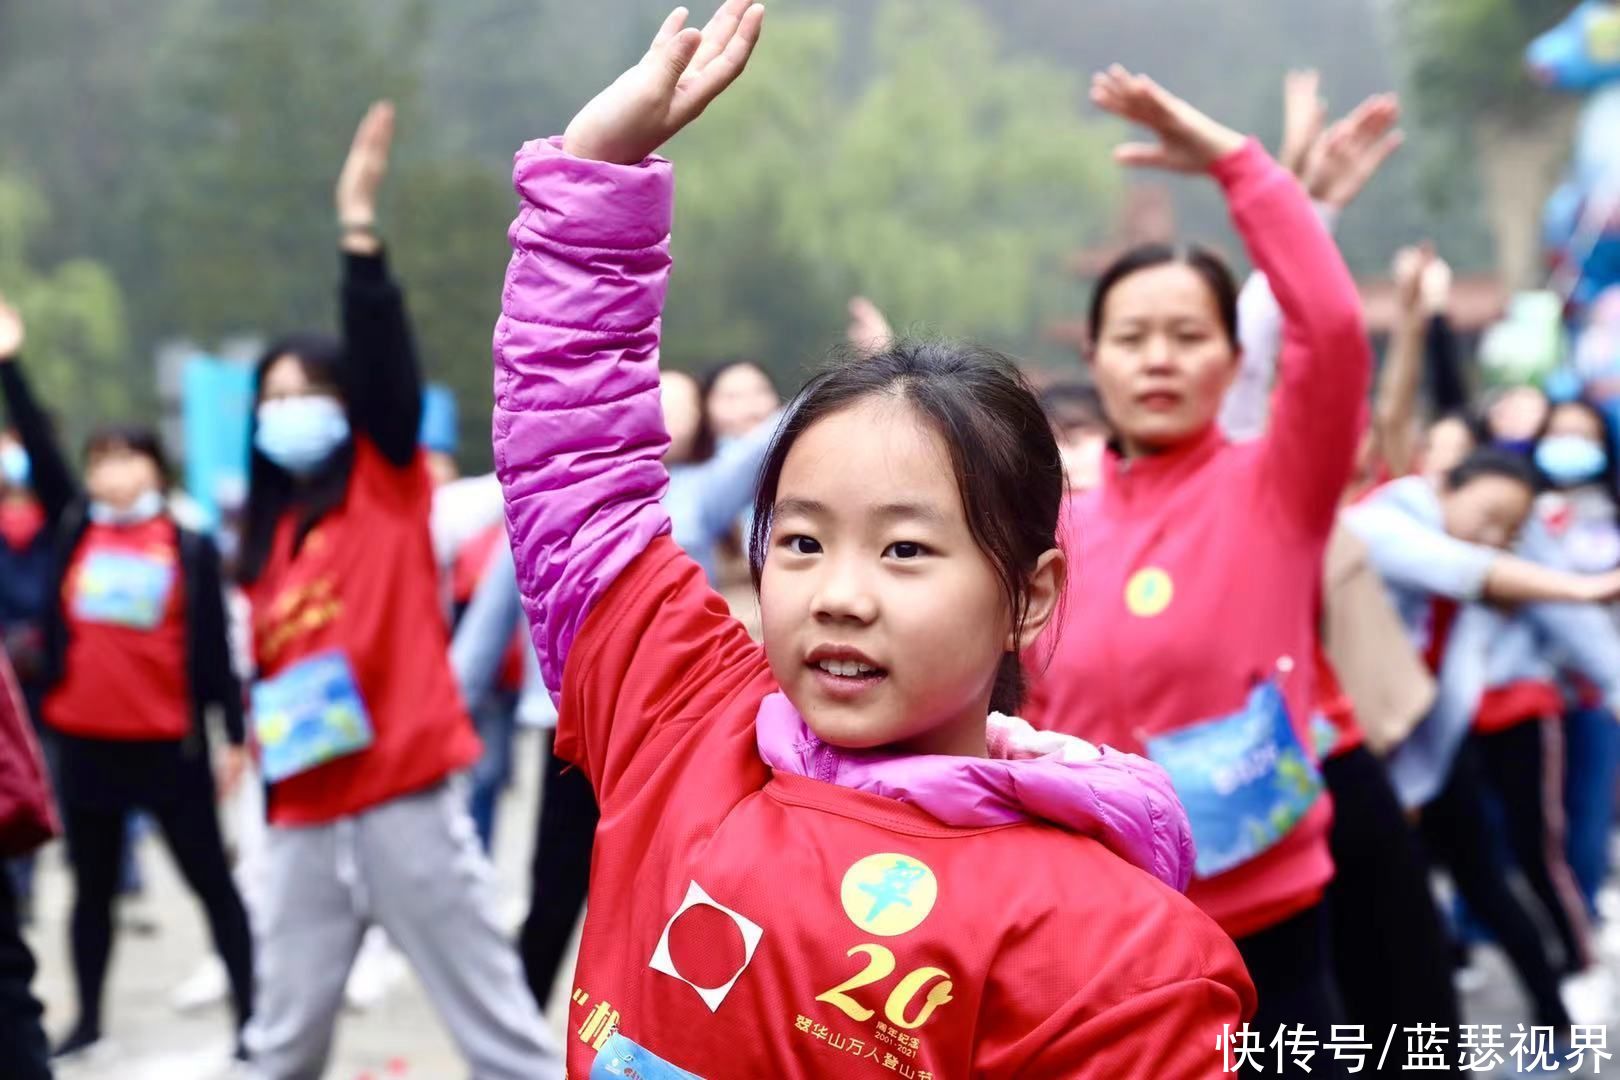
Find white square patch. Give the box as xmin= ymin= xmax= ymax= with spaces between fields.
xmin=647 ymin=880 xmax=764 ymax=1012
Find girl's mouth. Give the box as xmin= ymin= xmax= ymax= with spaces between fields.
xmin=807 ymin=659 xmax=888 ymax=700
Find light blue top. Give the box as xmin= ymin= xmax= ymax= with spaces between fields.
xmin=1343 ymin=475 xmax=1620 ymax=807
xmin=664 ymin=409 xmax=782 ymax=583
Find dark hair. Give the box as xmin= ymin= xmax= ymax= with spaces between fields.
xmin=84 ymin=424 xmax=171 ymax=485
xmin=1086 ymin=243 xmax=1239 ymax=348
xmin=747 ymin=338 xmax=1064 ymax=714
xmin=1039 ymin=381 xmax=1110 ymax=436
xmin=237 ymin=333 xmax=353 ymax=584
xmin=691 ymin=359 xmax=780 ymax=464
xmin=1543 ymin=397 xmax=1620 ymax=498
xmin=1445 ymin=446 xmax=1545 ymax=495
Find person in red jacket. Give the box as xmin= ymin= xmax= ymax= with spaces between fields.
xmin=493 ymin=6 xmax=1254 ymax=1075
xmin=1023 ymin=66 xmax=1375 ymax=1066
xmin=0 ymin=295 xmax=255 ymax=1066
xmin=235 ymin=102 xmax=560 ymax=1079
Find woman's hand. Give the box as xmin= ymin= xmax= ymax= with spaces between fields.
xmin=1279 ymin=69 xmax=1326 ymax=178
xmin=0 ymin=292 xmax=22 ymax=361
xmin=1091 ymin=65 xmax=1245 ymax=174
xmin=847 ymin=296 xmax=893 ymax=353
xmin=1421 ymin=254 xmax=1453 ymax=317
xmin=336 ymin=100 xmax=395 ymax=253
xmin=563 ymin=0 xmax=766 ymax=166
xmin=1302 ymin=94 xmax=1402 ymax=210
xmin=1392 ymin=244 xmax=1433 ymax=318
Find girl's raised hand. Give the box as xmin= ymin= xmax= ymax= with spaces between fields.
xmin=335 ymin=101 xmax=396 ymax=229
xmin=1091 ymin=65 xmax=1245 ymax=174
xmin=563 ymin=1 xmax=766 ymax=166
xmin=1278 ymin=69 xmax=1325 ymax=178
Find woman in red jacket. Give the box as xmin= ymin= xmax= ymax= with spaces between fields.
xmin=1025 ymin=67 xmax=1374 ymax=1065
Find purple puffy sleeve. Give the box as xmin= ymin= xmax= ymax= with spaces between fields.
xmin=492 ymin=137 xmax=677 ymax=697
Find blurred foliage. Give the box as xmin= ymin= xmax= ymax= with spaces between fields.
xmin=1393 ymin=0 xmax=1576 ymax=216
xmin=0 ymin=174 xmax=132 ymax=446
xmin=1397 ymin=0 xmax=1572 ymax=126
xmin=0 ymin=0 xmax=1519 ymax=469
xmin=660 ymin=1 xmax=1122 ymax=377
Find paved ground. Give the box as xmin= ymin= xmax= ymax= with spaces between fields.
xmin=20 ymin=728 xmax=1620 ymax=1078
xmin=28 ymin=728 xmax=573 ymax=1080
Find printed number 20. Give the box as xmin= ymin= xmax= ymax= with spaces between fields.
xmin=815 ymin=943 xmax=954 ymax=1030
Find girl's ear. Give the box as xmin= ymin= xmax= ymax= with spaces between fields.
xmin=1006 ymin=547 xmax=1067 ymax=652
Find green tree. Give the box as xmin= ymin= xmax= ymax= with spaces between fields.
xmin=388 ymin=163 xmax=515 ymax=472
xmin=0 ymin=174 xmax=132 ymax=442
xmin=662 ymin=0 xmax=1122 ymax=378
xmin=130 ymin=0 xmax=424 ymax=351
xmin=1396 ymin=0 xmax=1579 ymax=287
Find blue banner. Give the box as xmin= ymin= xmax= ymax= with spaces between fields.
xmin=180 ymin=356 xmax=256 ymax=527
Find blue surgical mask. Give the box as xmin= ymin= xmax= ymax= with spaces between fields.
xmin=1535 ymin=434 xmax=1609 ymax=487
xmin=255 ymin=396 xmax=350 ymax=476
xmin=0 ymin=444 xmax=28 ymax=488
xmin=88 ymin=489 xmax=166 ymax=526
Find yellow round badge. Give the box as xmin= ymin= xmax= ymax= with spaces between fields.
xmin=839 ymin=854 xmax=938 ymax=937
xmin=1124 ymin=567 xmax=1174 ymax=617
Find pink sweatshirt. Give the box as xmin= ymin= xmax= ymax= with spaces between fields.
xmin=1024 ymin=139 xmax=1372 ymax=940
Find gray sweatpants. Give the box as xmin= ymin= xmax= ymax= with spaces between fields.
xmin=243 ymin=782 xmax=563 ymax=1079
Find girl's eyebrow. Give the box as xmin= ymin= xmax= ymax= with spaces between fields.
xmin=772 ymin=496 xmax=827 ymax=520
xmin=773 ymin=496 xmax=948 ymax=526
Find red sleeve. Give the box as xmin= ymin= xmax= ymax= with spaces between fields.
xmin=982 ymin=852 xmax=1257 ymax=1078
xmin=1040 ymin=977 xmax=1253 ymax=1078
xmin=557 ymin=535 xmax=772 ymax=809
xmin=351 ymin=437 xmax=432 ymax=517
xmin=1212 ymin=139 xmax=1372 ymax=536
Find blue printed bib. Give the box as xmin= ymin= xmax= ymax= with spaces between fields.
xmin=1144 ymin=680 xmax=1323 ymax=879
xmin=590 ymin=1033 xmax=705 ymax=1079
xmin=251 ymin=650 xmax=375 ymax=783
xmin=73 ymin=550 xmax=175 ymax=630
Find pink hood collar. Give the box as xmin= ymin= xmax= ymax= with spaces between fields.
xmin=754 ymin=692 xmax=1194 ymax=891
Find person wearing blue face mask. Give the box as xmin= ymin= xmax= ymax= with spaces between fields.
xmin=1530 ymin=399 xmax=1620 ymax=928
xmin=0 ymin=298 xmax=254 ymax=1066
xmin=233 ymin=101 xmax=559 ymax=1079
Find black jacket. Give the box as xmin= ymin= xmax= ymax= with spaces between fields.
xmin=0 ymin=361 xmax=244 ymax=748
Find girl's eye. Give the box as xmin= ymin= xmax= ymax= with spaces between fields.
xmin=784 ymin=535 xmax=821 ymax=555
xmin=885 ymin=541 xmax=927 ymax=560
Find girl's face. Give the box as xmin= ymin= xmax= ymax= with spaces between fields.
xmin=85 ymin=446 xmax=161 ymax=511
xmin=1441 ymin=474 xmax=1533 ymax=549
xmin=759 ymin=397 xmax=1063 ymax=757
xmin=661 ymin=371 xmax=702 ymax=462
xmin=707 ymin=363 xmax=779 ymax=441
xmin=1090 ymin=263 xmax=1237 ymax=455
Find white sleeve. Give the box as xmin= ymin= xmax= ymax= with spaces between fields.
xmin=429 ymin=471 xmax=506 ymax=568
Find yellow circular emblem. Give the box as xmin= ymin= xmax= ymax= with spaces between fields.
xmin=1125 ymin=567 xmax=1174 ymax=617
xmin=839 ymin=853 xmax=938 ymax=937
